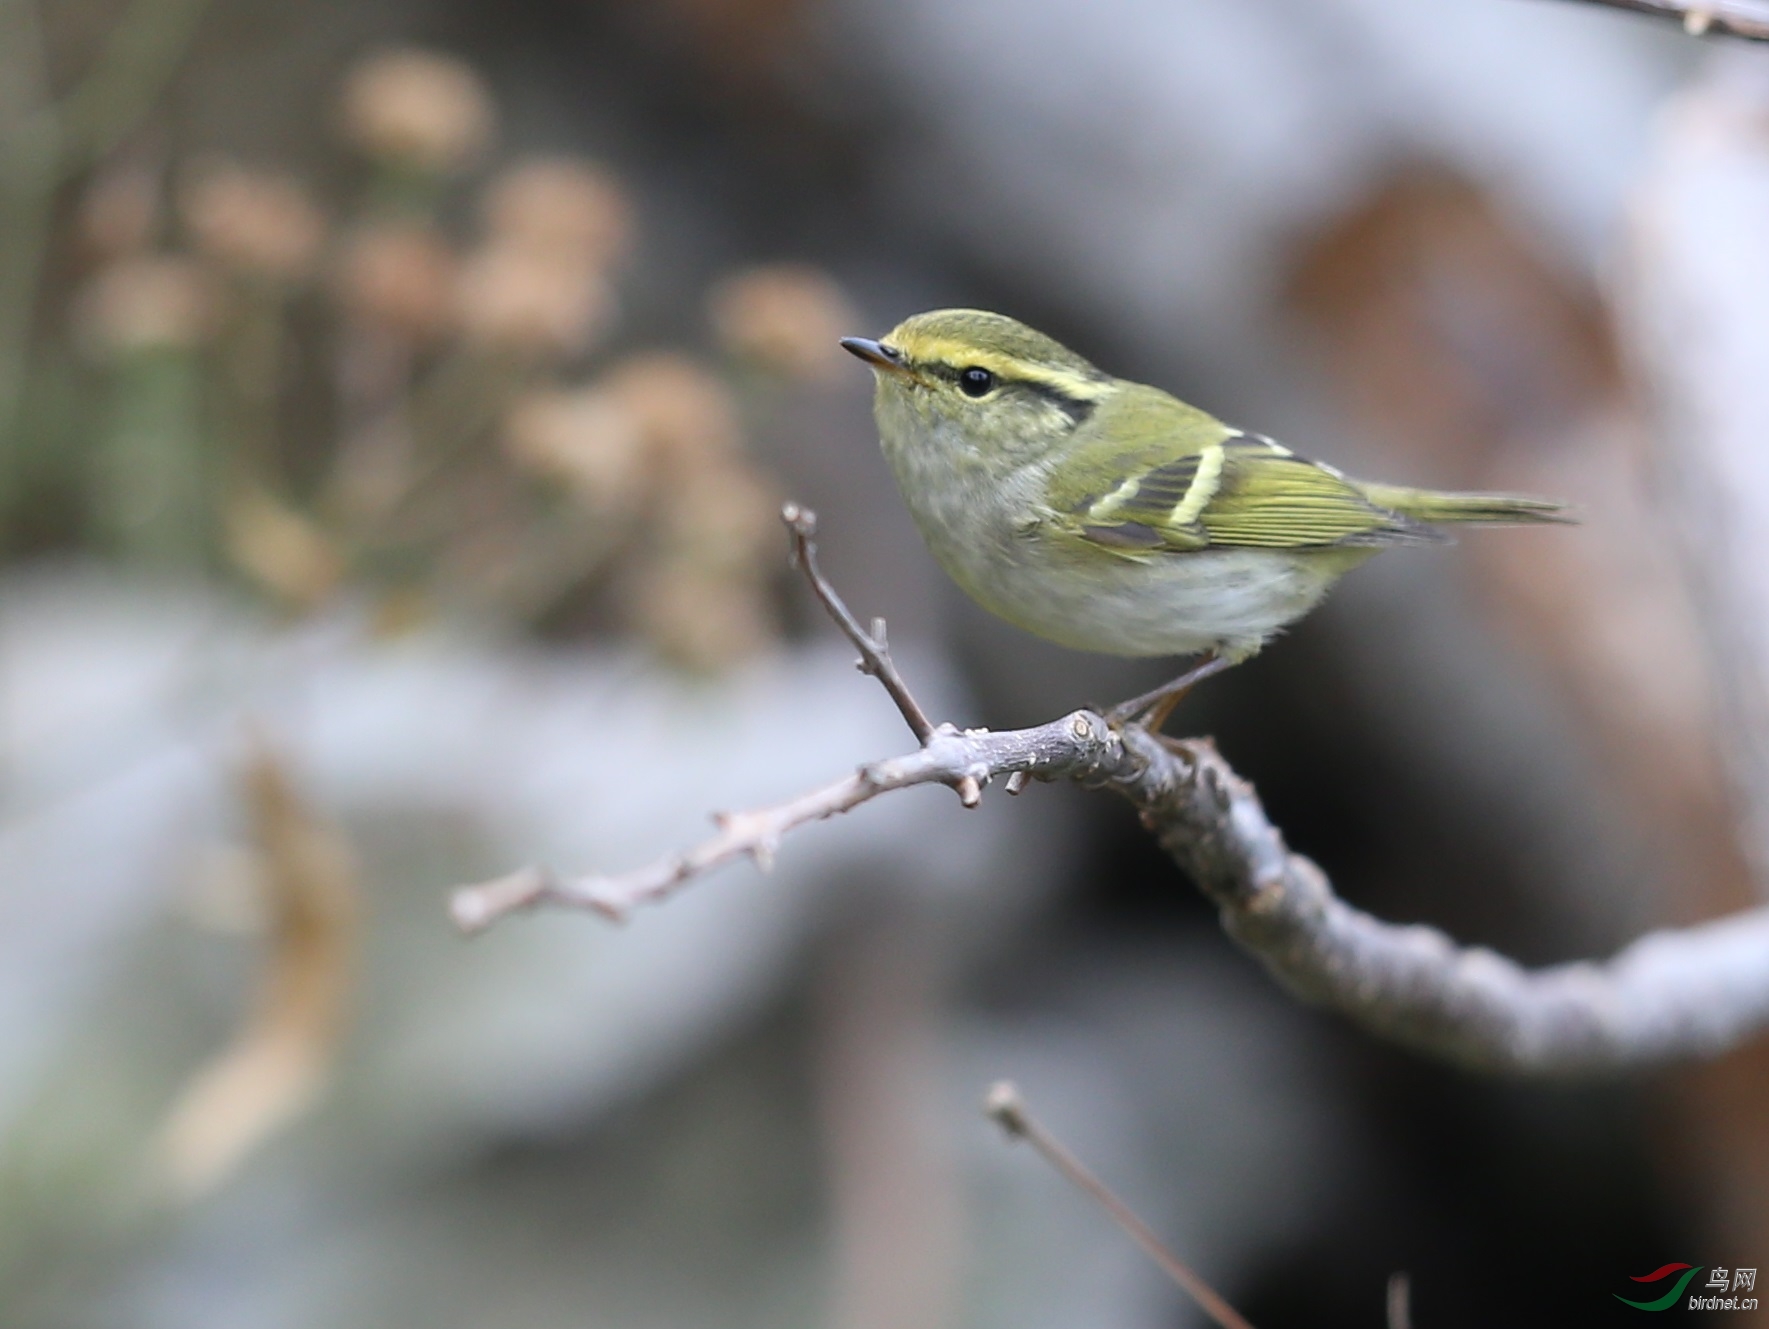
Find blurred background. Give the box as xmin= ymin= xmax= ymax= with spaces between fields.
xmin=2 ymin=0 xmax=1768 ymax=1324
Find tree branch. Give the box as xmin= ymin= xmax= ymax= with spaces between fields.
xmin=1550 ymin=0 xmax=1769 ymax=40
xmin=450 ymin=506 xmax=1769 ymax=1077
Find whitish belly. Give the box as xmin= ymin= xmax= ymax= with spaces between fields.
xmin=948 ymin=543 xmax=1355 ymax=660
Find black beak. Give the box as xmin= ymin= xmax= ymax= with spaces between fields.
xmin=840 ymin=337 xmax=908 ymax=373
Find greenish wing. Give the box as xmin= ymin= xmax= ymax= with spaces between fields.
xmin=1045 ymin=403 xmax=1435 ymax=556
xmin=1198 ymin=438 xmax=1437 ymax=548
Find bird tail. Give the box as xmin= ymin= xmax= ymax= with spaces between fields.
xmin=1358 ymin=483 xmax=1572 ymax=527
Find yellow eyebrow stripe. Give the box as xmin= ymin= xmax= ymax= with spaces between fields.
xmin=888 ymin=335 xmax=1112 ymax=400
xmin=1169 ymin=441 xmax=1224 ymax=527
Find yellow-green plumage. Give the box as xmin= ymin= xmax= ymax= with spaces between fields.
xmin=842 ymin=309 xmax=1567 ymax=668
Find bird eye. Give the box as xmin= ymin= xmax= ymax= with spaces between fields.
xmin=958 ymin=367 xmax=996 ymax=398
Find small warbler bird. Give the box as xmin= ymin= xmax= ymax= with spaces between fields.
xmin=841 ymin=309 xmax=1569 ymax=726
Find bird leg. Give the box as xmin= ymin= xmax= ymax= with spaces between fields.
xmin=1106 ymin=652 xmax=1234 ymax=732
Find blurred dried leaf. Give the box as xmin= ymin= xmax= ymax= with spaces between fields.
xmin=708 ymin=263 xmax=857 ymax=380
xmin=71 ymin=255 xmax=217 ymax=357
xmin=181 ymin=842 xmax=273 ymax=936
xmin=482 ymin=157 xmax=634 ymax=273
xmin=154 ymin=741 xmax=359 ymax=1199
xmin=372 ymin=585 xmax=434 ymax=637
xmin=180 ymin=158 xmax=327 ymax=283
xmin=661 ymin=458 xmax=779 ymax=573
xmin=630 ymin=463 xmax=780 ymax=670
xmin=78 ymin=158 xmax=162 ymax=260
xmin=591 ymin=351 xmax=781 ymax=667
xmin=224 ymin=486 xmax=347 ymax=610
xmin=335 ymin=221 xmax=459 ymax=341
xmin=455 ymin=242 xmax=614 ymax=359
xmin=338 ymin=48 xmax=495 ymax=175
xmin=629 ymin=558 xmax=775 ymax=671
xmin=601 ymin=351 xmax=743 ymax=471
xmin=503 ymin=386 xmax=650 ymax=510
xmin=39 ymin=39 xmax=816 ymax=671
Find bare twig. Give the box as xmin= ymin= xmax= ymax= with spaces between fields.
xmin=783 ymin=503 xmax=932 ymax=742
xmin=449 ymin=506 xmax=1769 ymax=1076
xmin=1549 ymin=0 xmax=1769 ymax=39
xmin=450 ymin=712 xmax=1075 ymax=928
xmin=984 ymin=1081 xmax=1257 ymax=1329
xmin=782 ymin=503 xmax=981 ymax=807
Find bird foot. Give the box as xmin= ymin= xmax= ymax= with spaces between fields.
xmin=1104 ymin=653 xmax=1235 ymax=733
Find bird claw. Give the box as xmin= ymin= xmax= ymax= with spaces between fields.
xmin=1104 ymin=653 xmax=1236 ymax=733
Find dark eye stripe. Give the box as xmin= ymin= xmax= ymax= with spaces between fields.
xmin=919 ymin=361 xmax=1097 ymax=425
xmin=1016 ymin=380 xmax=1095 ymax=426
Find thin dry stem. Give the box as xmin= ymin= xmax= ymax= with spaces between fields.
xmin=156 ymin=735 xmax=359 ymax=1197
xmin=452 ymin=718 xmax=1044 ymax=929
xmin=782 ymin=503 xmax=981 ymax=806
xmin=984 ymin=1080 xmax=1258 ymax=1329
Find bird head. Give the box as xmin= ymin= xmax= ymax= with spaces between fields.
xmin=841 ymin=309 xmax=1111 ymax=463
